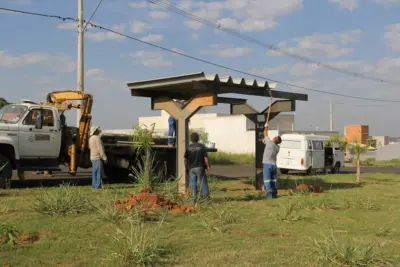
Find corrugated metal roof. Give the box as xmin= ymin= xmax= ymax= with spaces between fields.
xmin=127 ymin=72 xmax=308 ymax=101
xmin=127 ymin=72 xmax=276 ymax=89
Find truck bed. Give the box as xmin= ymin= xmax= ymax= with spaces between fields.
xmin=100 ymin=133 xmax=217 ymax=178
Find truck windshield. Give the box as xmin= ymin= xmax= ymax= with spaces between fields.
xmin=0 ymin=105 xmax=28 ymax=124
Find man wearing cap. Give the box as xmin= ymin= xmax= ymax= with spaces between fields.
xmin=262 ymin=122 xmax=282 ymax=198
xmin=89 ymin=125 xmax=107 ymax=189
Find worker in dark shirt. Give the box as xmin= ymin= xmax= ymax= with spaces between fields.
xmin=184 ymin=132 xmax=211 ymax=203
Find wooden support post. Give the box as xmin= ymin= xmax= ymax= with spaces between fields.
xmin=152 ymin=93 xmax=216 ymax=194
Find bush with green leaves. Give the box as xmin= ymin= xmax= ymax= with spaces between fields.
xmin=105 ymin=216 xmax=166 ymax=266
xmin=312 ymin=232 xmax=392 ymax=266
xmin=32 ymin=183 xmax=93 ymax=215
xmin=199 ymin=203 xmax=240 ymax=233
xmin=0 ymin=223 xmax=20 ymax=246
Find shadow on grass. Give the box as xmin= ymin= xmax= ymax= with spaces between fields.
xmin=9 ymin=178 xmax=137 ymax=189
xmin=242 ymin=176 xmax=361 ymax=191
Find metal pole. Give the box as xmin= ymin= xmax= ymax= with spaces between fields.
xmin=330 ymin=100 xmax=333 ymax=131
xmin=76 ymin=0 xmax=84 ymax=127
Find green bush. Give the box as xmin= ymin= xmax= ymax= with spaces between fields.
xmin=32 ymin=183 xmax=93 ymax=215
xmin=208 ymin=152 xmax=255 ymax=165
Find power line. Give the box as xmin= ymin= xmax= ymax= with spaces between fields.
xmin=147 ymin=0 xmax=400 ymax=86
xmin=83 ymin=0 xmax=104 ymax=31
xmin=2 ymin=7 xmax=400 ymax=103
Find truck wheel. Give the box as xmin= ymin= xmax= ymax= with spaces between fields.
xmin=104 ymin=166 xmax=131 ymax=182
xmin=331 ymin=163 xmax=340 ymax=174
xmin=280 ymin=168 xmax=289 ymax=175
xmin=0 ymin=155 xmax=12 ymax=189
xmin=307 ymin=167 xmax=316 ymax=176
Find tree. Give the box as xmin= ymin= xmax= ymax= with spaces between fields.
xmin=0 ymin=98 xmax=9 ymax=109
xmin=324 ymin=135 xmax=348 ymax=151
xmin=347 ymin=142 xmax=368 ymax=184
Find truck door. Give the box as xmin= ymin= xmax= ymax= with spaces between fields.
xmin=18 ymin=108 xmax=61 ymax=158
xmin=311 ymin=140 xmax=325 ymax=168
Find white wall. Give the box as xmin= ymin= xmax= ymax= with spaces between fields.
xmin=111 ymin=112 xmax=286 ymax=154
xmin=203 ymin=115 xmax=279 ymax=154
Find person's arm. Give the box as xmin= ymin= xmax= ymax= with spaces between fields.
xmin=97 ymin=136 xmax=108 ymax=163
xmin=203 ymin=148 xmax=211 ymax=172
xmin=184 ymin=150 xmax=189 ymax=171
xmin=263 ymin=123 xmax=269 ymax=144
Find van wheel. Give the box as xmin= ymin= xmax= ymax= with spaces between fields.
xmin=0 ymin=155 xmax=12 ymax=189
xmin=331 ymin=163 xmax=340 ymax=174
xmin=280 ymin=168 xmax=289 ymax=175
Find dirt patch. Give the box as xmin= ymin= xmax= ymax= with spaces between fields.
xmin=114 ymin=190 xmax=195 ymax=214
xmin=288 ymin=184 xmax=323 ymax=194
xmin=17 ymin=233 xmax=40 ymax=244
xmin=1 ymin=233 xmax=40 ymax=245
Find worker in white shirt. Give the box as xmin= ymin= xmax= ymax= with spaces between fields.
xmin=88 ymin=125 xmax=107 ymax=189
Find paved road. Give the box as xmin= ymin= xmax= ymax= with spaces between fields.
xmin=8 ymin=165 xmax=400 ymax=188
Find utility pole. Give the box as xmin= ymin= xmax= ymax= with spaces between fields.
xmin=76 ymin=0 xmax=84 ymax=127
xmin=330 ymin=100 xmax=333 ymax=132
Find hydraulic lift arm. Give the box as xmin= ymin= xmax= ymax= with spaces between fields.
xmin=44 ymin=90 xmax=93 ymax=174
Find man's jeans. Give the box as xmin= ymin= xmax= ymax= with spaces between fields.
xmin=189 ymin=167 xmax=210 ymax=203
xmin=263 ymin=164 xmax=278 ymax=198
xmin=91 ymin=160 xmax=103 ymax=189
xmin=168 ymin=116 xmax=176 ymax=145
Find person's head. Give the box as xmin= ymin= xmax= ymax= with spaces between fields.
xmin=190 ymin=132 xmax=199 ymax=143
xmin=90 ymin=125 xmax=101 ymax=136
xmin=272 ymin=136 xmax=282 ymax=145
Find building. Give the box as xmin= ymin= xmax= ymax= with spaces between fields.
xmin=344 ymin=125 xmax=369 ymax=144
xmin=370 ymin=136 xmax=389 ymax=148
xmin=134 ymin=111 xmax=295 ymax=154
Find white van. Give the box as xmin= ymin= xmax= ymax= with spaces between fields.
xmin=277 ymin=134 xmax=344 ymax=175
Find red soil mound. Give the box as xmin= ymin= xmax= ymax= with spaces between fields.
xmin=114 ymin=190 xmax=194 ymax=214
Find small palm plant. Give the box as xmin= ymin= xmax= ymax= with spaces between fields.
xmin=348 ymin=142 xmax=368 ymax=184
xmin=131 ymin=124 xmax=156 ymax=191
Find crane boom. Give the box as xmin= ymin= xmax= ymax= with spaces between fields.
xmin=43 ymin=90 xmax=93 ymax=174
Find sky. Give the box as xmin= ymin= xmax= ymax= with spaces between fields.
xmin=0 ymin=0 xmax=400 ymax=136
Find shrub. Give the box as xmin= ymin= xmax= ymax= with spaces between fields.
xmin=0 ymin=223 xmax=20 ymax=246
xmin=312 ymin=232 xmax=390 ymax=266
xmin=106 ymin=218 xmax=166 ymax=266
xmin=32 ymin=183 xmax=93 ymax=215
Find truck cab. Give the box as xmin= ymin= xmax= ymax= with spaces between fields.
xmin=0 ymin=101 xmax=63 ymax=176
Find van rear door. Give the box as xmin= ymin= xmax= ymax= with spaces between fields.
xmin=277 ymin=140 xmax=306 ymax=170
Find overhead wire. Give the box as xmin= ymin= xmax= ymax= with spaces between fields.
xmin=83 ymin=0 xmax=104 ymax=31
xmin=1 ymin=7 xmax=400 ymax=103
xmin=147 ymin=0 xmax=400 ymax=86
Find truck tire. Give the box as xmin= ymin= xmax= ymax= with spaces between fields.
xmin=104 ymin=166 xmax=131 ymax=182
xmin=0 ymin=154 xmax=12 ymax=189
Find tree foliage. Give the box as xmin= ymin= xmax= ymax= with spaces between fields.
xmin=324 ymin=135 xmax=348 ymax=151
xmin=0 ymin=98 xmax=9 ymax=109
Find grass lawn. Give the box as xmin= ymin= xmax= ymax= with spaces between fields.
xmin=1 ymin=171 xmax=400 ymax=266
xmin=361 ymin=158 xmax=400 ymax=168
